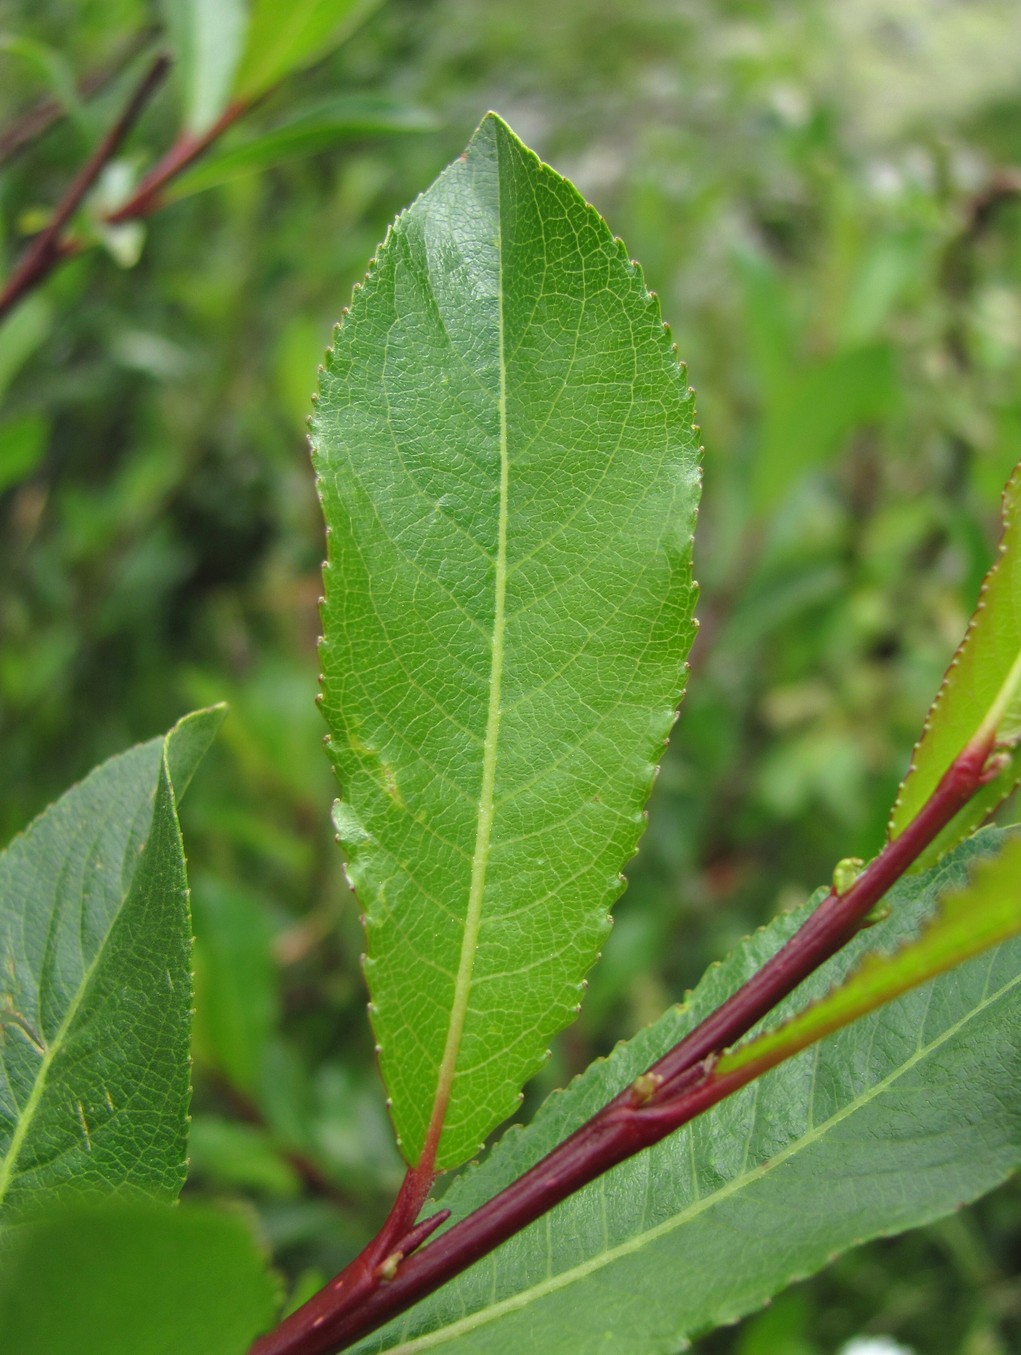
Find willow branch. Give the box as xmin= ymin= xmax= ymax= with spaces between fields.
xmin=103 ymin=97 xmax=249 ymax=224
xmin=251 ymin=730 xmax=998 ymax=1355
xmin=0 ymin=53 xmax=170 ymax=323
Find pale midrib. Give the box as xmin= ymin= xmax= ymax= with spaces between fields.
xmin=384 ymin=965 xmax=1021 ymax=1351
xmin=423 ymin=206 xmax=510 ymax=1164
xmin=0 ymin=865 xmax=138 ymax=1206
xmin=977 ymin=642 xmax=1021 ymax=748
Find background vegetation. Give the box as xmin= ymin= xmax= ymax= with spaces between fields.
xmin=2 ymin=1 xmax=1020 ymax=1349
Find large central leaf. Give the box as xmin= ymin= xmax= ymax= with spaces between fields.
xmin=314 ymin=114 xmax=700 ymax=1169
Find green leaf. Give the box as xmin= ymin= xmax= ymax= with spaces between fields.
xmin=890 ymin=465 xmax=1021 ymax=854
xmin=232 ymin=0 xmax=380 ymax=103
xmin=0 ymin=707 xmax=225 ymax=1220
xmin=720 ymin=831 xmax=1021 ymax=1078
xmin=168 ymin=96 xmax=436 ymax=200
xmin=354 ymin=830 xmax=1021 ymax=1353
xmin=313 ymin=113 xmax=700 ymax=1170
xmin=0 ymin=1198 xmax=278 ymax=1354
xmin=161 ymin=0 xmax=247 ymax=135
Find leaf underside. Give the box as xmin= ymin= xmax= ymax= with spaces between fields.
xmin=0 ymin=708 xmax=223 ymax=1220
xmin=354 ymin=830 xmax=1021 ymax=1353
xmin=313 ymin=113 xmax=700 ymax=1169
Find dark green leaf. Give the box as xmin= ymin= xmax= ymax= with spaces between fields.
xmin=752 ymin=342 xmax=898 ymax=513
xmin=192 ymin=872 xmax=278 ymax=1095
xmin=0 ymin=295 xmax=54 ymax=401
xmin=0 ymin=707 xmax=225 ymax=1220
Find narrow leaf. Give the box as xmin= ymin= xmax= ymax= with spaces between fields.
xmin=353 ymin=830 xmax=1021 ymax=1353
xmin=0 ymin=1199 xmax=278 ymax=1354
xmin=0 ymin=707 xmax=225 ymax=1219
xmin=161 ymin=0 xmax=247 ymax=135
xmin=719 ymin=831 xmax=1021 ymax=1077
xmin=314 ymin=113 xmax=700 ymax=1170
xmin=232 ymin=0 xmax=380 ymax=103
xmin=891 ymin=465 xmax=1021 ymax=853
xmin=168 ymin=96 xmax=435 ymax=200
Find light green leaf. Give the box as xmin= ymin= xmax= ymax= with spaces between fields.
xmin=168 ymin=96 xmax=436 ymax=200
xmin=232 ymin=0 xmax=380 ymax=103
xmin=313 ymin=113 xmax=700 ymax=1170
xmin=0 ymin=1198 xmax=278 ymax=1354
xmin=0 ymin=707 xmax=225 ymax=1220
xmin=161 ymin=0 xmax=246 ymax=135
xmin=890 ymin=465 xmax=1021 ymax=853
xmin=354 ymin=830 xmax=1021 ymax=1353
xmin=720 ymin=831 xmax=1021 ymax=1078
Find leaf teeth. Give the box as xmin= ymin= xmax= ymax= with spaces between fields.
xmin=316 ymin=113 xmax=700 ymax=1171
xmin=889 ymin=466 xmax=1021 ymax=852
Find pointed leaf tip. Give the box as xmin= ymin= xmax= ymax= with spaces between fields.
xmin=314 ymin=121 xmax=701 ymax=1169
xmin=890 ymin=462 xmax=1021 ymax=860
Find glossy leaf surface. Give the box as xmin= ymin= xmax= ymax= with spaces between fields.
xmin=314 ymin=114 xmax=700 ymax=1168
xmin=891 ymin=465 xmax=1021 ymax=855
xmin=0 ymin=708 xmax=224 ymax=1219
xmin=355 ymin=831 xmax=1021 ymax=1352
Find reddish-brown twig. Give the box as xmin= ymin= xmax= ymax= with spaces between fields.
xmin=103 ymin=97 xmax=249 ymax=224
xmin=250 ymin=730 xmax=998 ymax=1355
xmin=0 ymin=53 xmax=170 ymax=323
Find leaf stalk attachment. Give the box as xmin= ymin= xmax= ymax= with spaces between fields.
xmin=249 ymin=730 xmax=1004 ymax=1355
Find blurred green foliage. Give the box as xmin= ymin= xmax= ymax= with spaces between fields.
xmin=2 ymin=0 xmax=1020 ymax=1349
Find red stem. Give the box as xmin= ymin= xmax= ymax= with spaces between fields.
xmin=250 ymin=731 xmax=996 ymax=1355
xmin=0 ymin=64 xmax=256 ymax=323
xmin=0 ymin=53 xmax=170 ymax=323
xmin=0 ymin=26 xmax=161 ymax=167
xmin=249 ymin=1162 xmax=437 ymax=1355
xmin=104 ymin=97 xmax=249 ymax=224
